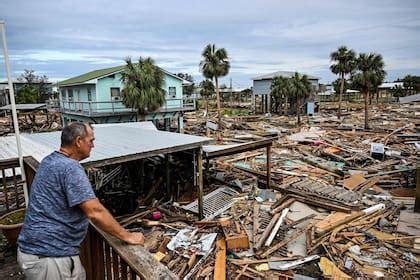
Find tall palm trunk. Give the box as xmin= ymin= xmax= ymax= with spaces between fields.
xmin=338 ymin=73 xmax=344 ymax=119
xmin=138 ymin=111 xmax=145 ymax=121
xmin=364 ymin=91 xmax=369 ymax=130
xmin=205 ymin=97 xmax=210 ymax=136
xmin=215 ymin=77 xmax=222 ymax=133
xmin=297 ymin=96 xmax=301 ymax=125
xmin=278 ymin=95 xmax=283 ymax=115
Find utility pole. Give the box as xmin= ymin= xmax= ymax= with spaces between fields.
xmin=1 ymin=21 xmax=29 ymax=206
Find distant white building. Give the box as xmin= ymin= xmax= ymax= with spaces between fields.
xmin=378 ymin=82 xmax=404 ymax=90
xmin=251 ymin=71 xmax=320 ymax=113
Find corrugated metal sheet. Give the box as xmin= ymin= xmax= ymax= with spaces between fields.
xmin=400 ymin=93 xmax=420 ymax=104
xmin=0 ymin=122 xmax=212 ymax=176
xmin=0 ymin=103 xmax=46 ymax=111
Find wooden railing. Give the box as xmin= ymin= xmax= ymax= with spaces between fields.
xmin=60 ymin=98 xmax=196 ymax=116
xmin=0 ymin=158 xmax=24 ymax=216
xmin=0 ymin=156 xmax=39 ymax=216
xmin=1 ymin=156 xmax=174 ymax=279
xmin=80 ymin=225 xmax=177 ymax=280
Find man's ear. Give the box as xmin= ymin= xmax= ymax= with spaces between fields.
xmin=75 ymin=136 xmax=82 ymax=148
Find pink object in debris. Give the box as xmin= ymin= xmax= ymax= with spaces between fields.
xmin=312 ymin=140 xmax=324 ymax=146
xmin=151 ymin=211 xmax=161 ymax=220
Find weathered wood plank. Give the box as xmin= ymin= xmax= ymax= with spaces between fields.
xmin=214 ymin=239 xmax=227 ymax=280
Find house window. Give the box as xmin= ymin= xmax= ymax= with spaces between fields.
xmin=67 ymin=89 xmax=73 ymax=101
xmin=110 ymin=88 xmax=121 ymax=101
xmin=61 ymin=90 xmax=66 ymax=100
xmin=87 ymin=88 xmax=92 ymax=101
xmin=168 ymin=87 xmax=176 ymax=99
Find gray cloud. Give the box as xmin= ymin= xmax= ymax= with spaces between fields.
xmin=1 ymin=0 xmax=419 ymax=86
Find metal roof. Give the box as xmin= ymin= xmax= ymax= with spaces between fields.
xmin=399 ymin=93 xmax=420 ymax=104
xmin=0 ymin=103 xmax=46 ymax=111
xmin=58 ymin=64 xmax=184 ymax=87
xmin=378 ymin=82 xmax=404 ymax=89
xmin=0 ymin=122 xmax=213 ymax=170
xmin=252 ymin=71 xmax=320 ymax=81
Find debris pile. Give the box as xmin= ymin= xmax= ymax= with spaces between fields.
xmin=112 ymin=103 xmax=419 ymax=279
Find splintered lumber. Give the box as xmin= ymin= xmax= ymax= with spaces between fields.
xmin=355 ymin=177 xmax=380 ymax=193
xmin=167 ymin=256 xmax=182 ymax=270
xmin=214 ymin=239 xmax=227 ymax=280
xmin=255 ymin=212 xmax=281 ymax=250
xmin=319 ymin=257 xmax=351 ymax=279
xmin=253 ymin=202 xmax=260 ymax=247
xmin=221 ymin=220 xmax=249 ymax=249
xmin=343 ymin=173 xmax=366 ymax=190
xmin=260 ymin=226 xmax=308 ymax=258
xmin=183 ymin=248 xmax=214 ymax=280
xmin=229 ymin=257 xmax=297 ymax=265
xmin=265 ymin=208 xmax=289 ymax=247
xmin=177 ymin=262 xmax=188 ymax=278
xmin=234 ymin=264 xmax=249 ymax=280
xmin=415 ymin=164 xmax=420 ymax=213
xmin=235 ymin=265 xmax=265 ymax=278
xmin=315 ymin=212 xmax=353 ymax=235
xmin=119 ymin=209 xmax=153 ymax=226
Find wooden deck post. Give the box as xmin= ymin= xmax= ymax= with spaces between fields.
xmin=415 ymin=164 xmax=420 ymax=213
xmin=197 ymin=148 xmax=204 ymax=219
xmin=165 ymin=154 xmax=171 ymax=201
xmin=266 ymin=145 xmax=271 ymax=189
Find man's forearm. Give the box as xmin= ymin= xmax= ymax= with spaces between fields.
xmin=80 ymin=198 xmax=144 ymax=245
xmin=88 ymin=204 xmax=129 ymax=241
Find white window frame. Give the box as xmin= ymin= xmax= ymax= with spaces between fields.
xmin=110 ymin=87 xmax=121 ymax=101
xmin=168 ymin=87 xmax=176 ymax=99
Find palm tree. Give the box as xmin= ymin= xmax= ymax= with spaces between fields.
xmin=392 ymin=84 xmax=404 ymax=102
xmin=199 ymin=79 xmax=215 ymax=117
xmin=403 ymin=75 xmax=415 ymax=95
xmin=330 ymin=46 xmax=357 ymax=119
xmin=199 ymin=79 xmax=215 ymax=136
xmin=351 ymin=53 xmax=386 ymax=130
xmin=270 ymin=76 xmax=291 ymax=115
xmin=199 ymin=44 xmax=230 ymax=131
xmin=290 ymin=72 xmax=311 ymax=125
xmin=121 ymin=57 xmax=165 ymax=119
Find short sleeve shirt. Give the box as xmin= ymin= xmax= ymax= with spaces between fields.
xmin=18 ymin=151 xmax=96 ymax=257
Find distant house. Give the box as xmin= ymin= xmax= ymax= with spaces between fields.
xmin=251 ymin=71 xmax=320 ymax=113
xmin=317 ymin=84 xmax=361 ymax=101
xmin=58 ymin=65 xmax=195 ymax=131
xmin=0 ymin=80 xmax=55 ymax=106
xmin=377 ymin=82 xmax=405 ymax=102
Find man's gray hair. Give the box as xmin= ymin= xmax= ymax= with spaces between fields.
xmin=61 ymin=122 xmax=93 ymax=147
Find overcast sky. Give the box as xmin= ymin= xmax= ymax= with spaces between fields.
xmin=1 ymin=0 xmax=419 ymax=87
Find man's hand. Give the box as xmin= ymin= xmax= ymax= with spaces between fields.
xmin=124 ymin=232 xmax=145 ymax=245
xmin=80 ymin=198 xmax=145 ymax=245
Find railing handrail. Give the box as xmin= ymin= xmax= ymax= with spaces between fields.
xmin=83 ymin=224 xmax=177 ymax=279
xmin=60 ymin=97 xmax=196 ymax=115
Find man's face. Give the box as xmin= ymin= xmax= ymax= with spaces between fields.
xmin=76 ymin=125 xmax=95 ymax=160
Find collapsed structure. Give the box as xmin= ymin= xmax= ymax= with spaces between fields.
xmin=0 ymin=102 xmax=419 ymax=279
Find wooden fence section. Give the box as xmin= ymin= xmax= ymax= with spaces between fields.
xmin=80 ymin=224 xmax=177 ymax=280
xmin=0 ymin=158 xmax=24 ymax=215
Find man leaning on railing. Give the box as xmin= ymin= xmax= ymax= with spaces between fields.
xmin=17 ymin=122 xmax=144 ymax=279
